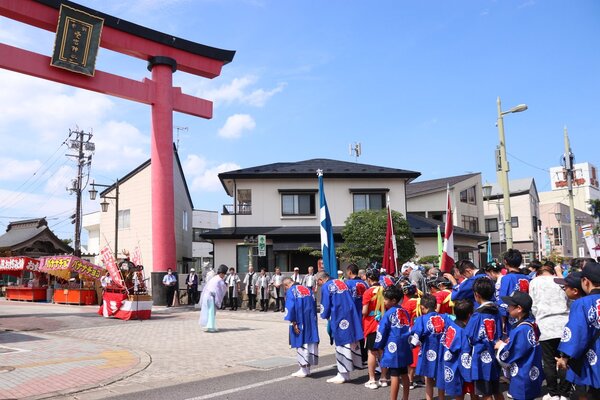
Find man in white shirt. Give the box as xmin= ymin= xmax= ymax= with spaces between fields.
xmin=162 ymin=268 xmax=177 ymax=307
xmin=271 ymin=267 xmax=285 ymax=312
xmin=224 ymin=267 xmax=241 ymax=310
xmin=243 ymin=266 xmax=258 ymax=310
xmin=302 ymin=266 xmax=316 ymax=291
xmin=291 ymin=267 xmax=302 ymax=284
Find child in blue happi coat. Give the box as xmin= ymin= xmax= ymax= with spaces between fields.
xmin=494 ymin=291 xmax=544 ymax=400
xmin=374 ymin=285 xmax=412 ymax=400
xmin=465 ymin=277 xmax=503 ymax=400
xmin=409 ymin=294 xmax=446 ymax=400
xmin=436 ymin=299 xmax=474 ymax=400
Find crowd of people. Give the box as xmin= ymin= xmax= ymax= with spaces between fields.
xmin=197 ymin=252 xmax=600 ymax=400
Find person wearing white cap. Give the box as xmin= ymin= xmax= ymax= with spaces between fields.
xmin=291 ymin=267 xmax=302 ymax=284
xmin=186 ymin=268 xmax=199 ymax=305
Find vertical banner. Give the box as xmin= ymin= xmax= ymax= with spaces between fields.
xmin=382 ymin=200 xmax=397 ymax=276
xmin=100 ymin=246 xmax=125 ymax=288
xmin=581 ymin=224 xmax=598 ymax=258
xmin=318 ymin=169 xmax=338 ymax=278
xmin=131 ymin=246 xmax=143 ymax=266
xmin=440 ymin=184 xmax=455 ymax=273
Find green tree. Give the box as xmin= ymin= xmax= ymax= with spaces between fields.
xmin=339 ymin=209 xmax=415 ymax=265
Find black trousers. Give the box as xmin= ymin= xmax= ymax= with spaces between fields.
xmin=540 ymin=338 xmax=570 ymax=397
xmin=187 ymin=287 xmax=198 ymax=304
xmin=165 ymin=285 xmax=175 ymax=306
xmin=260 ymin=288 xmax=268 ymax=311
xmin=228 ymin=287 xmax=237 ymax=310
xmin=247 ymin=293 xmax=256 ymax=310
xmin=275 ymin=296 xmax=284 ymax=311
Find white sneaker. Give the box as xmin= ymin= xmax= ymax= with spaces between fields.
xmin=506 ymin=393 xmax=513 ymax=399
xmin=291 ymin=369 xmax=308 ymax=378
xmin=559 ymin=397 xmax=569 ymax=400
xmin=378 ymin=379 xmax=389 ymax=387
xmin=364 ymin=380 xmax=379 ymax=389
xmin=326 ymin=374 xmax=346 ymax=384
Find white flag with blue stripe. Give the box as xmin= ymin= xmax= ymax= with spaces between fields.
xmin=318 ymin=169 xmax=337 ymax=277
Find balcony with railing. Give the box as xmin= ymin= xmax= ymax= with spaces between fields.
xmin=222 ymin=203 xmax=252 ymax=215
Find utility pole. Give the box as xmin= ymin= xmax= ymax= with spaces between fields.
xmin=67 ymin=129 xmax=95 ymax=257
xmin=563 ymin=126 xmax=578 ymax=255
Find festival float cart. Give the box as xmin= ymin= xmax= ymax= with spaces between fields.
xmin=0 ymin=257 xmax=47 ymax=301
xmin=39 ymin=256 xmax=104 ymax=305
xmin=97 ymin=248 xmax=153 ymax=320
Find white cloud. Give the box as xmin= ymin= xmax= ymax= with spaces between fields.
xmin=218 ymin=114 xmax=256 ymax=139
xmin=0 ymin=158 xmax=43 ymax=180
xmin=44 ymin=165 xmax=76 ymax=195
xmin=183 ymin=154 xmax=240 ymax=192
xmin=189 ymin=75 xmax=285 ymax=108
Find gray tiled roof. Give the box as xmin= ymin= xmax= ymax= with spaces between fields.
xmin=219 ymin=158 xmax=421 ymax=180
xmin=0 ymin=218 xmax=73 ymax=253
xmin=406 ymin=173 xmax=481 ymax=197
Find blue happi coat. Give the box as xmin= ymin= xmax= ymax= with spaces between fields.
xmin=451 ymin=273 xmax=488 ymax=308
xmin=557 ymin=290 xmax=600 ymax=389
xmin=320 ymin=279 xmax=363 ymax=346
xmin=496 ymin=316 xmax=544 ymax=400
xmin=345 ymin=277 xmax=369 ymax=319
xmin=497 ymin=272 xmax=531 ymax=320
xmin=436 ymin=317 xmax=472 ymax=396
xmin=374 ymin=305 xmax=412 ymax=368
xmin=465 ymin=301 xmax=503 ymax=381
xmin=410 ymin=311 xmax=447 ymax=378
xmin=284 ymin=284 xmax=319 ymax=348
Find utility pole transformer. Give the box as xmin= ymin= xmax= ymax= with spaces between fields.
xmin=67 ymin=129 xmax=95 ymax=257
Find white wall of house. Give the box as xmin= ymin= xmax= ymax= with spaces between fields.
xmin=213 ymin=239 xmax=240 ymax=270
xmin=222 ymin=177 xmax=409 ymax=228
xmin=407 ymin=174 xmax=484 ymax=233
xmin=83 ymin=157 xmax=193 ymax=287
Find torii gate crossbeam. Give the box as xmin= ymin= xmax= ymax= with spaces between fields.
xmin=0 ymin=0 xmax=235 ymax=304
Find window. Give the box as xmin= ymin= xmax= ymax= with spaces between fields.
xmin=532 ymin=217 xmax=539 ymax=233
xmin=461 ymin=215 xmax=479 ymax=232
xmin=460 ymin=186 xmax=477 ymax=205
xmin=237 ymin=189 xmax=252 ymax=215
xmin=118 ymin=209 xmax=130 ymax=230
xmin=182 ymin=210 xmax=188 ymax=231
xmin=353 ymin=193 xmax=385 ymax=212
xmin=511 ymin=216 xmax=519 ymax=228
xmin=553 ymin=227 xmax=563 ymax=246
xmin=485 ymin=218 xmax=498 ymax=233
xmin=282 ymin=193 xmax=316 ymax=216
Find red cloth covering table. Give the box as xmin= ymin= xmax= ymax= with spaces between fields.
xmin=5 ymin=287 xmax=47 ymax=301
xmin=98 ymin=291 xmax=152 ymax=320
xmin=53 ymin=288 xmax=97 ymax=305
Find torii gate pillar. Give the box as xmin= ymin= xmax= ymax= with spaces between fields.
xmin=0 ymin=0 xmax=235 ymax=304
xmin=148 ymin=57 xmax=177 ymax=275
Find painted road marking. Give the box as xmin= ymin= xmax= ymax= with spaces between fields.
xmin=184 ymin=364 xmax=337 ymax=400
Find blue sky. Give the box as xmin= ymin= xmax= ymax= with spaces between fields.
xmin=0 ymin=0 xmax=599 ymax=243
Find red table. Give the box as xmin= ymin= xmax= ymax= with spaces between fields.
xmin=53 ymin=288 xmax=97 ymax=305
xmin=5 ymin=287 xmax=47 ymax=301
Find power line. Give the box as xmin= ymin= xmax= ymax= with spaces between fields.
xmin=506 ymin=151 xmax=550 ymax=173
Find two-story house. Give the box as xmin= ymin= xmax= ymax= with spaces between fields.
xmin=482 ymin=178 xmax=540 ymax=264
xmin=200 ymin=159 xmax=421 ymax=273
xmin=406 ymin=173 xmax=487 ymax=266
xmin=83 ymin=145 xmax=193 ymax=300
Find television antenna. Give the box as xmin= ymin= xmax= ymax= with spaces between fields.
xmin=349 ymin=142 xmax=362 ymax=161
xmin=174 ymin=126 xmax=188 ymax=150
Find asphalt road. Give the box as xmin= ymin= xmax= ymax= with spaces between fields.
xmin=103 ymin=354 xmax=431 ymax=400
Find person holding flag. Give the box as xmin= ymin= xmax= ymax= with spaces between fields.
xmin=383 ymin=197 xmax=398 ymax=276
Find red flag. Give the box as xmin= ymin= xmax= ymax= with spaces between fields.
xmin=383 ymin=202 xmax=398 ymax=276
xmin=440 ymin=185 xmax=455 ymax=273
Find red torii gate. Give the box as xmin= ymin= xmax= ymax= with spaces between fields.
xmin=0 ymin=0 xmax=234 ymax=301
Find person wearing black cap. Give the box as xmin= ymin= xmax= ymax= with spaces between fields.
xmin=494 ymin=291 xmax=544 ymax=400
xmin=555 ymin=271 xmax=585 ymax=302
xmin=556 ymin=261 xmax=600 ymax=399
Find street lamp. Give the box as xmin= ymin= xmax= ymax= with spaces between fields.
xmin=89 ymin=179 xmax=120 ymax=259
xmin=496 ymin=97 xmax=528 ymax=249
